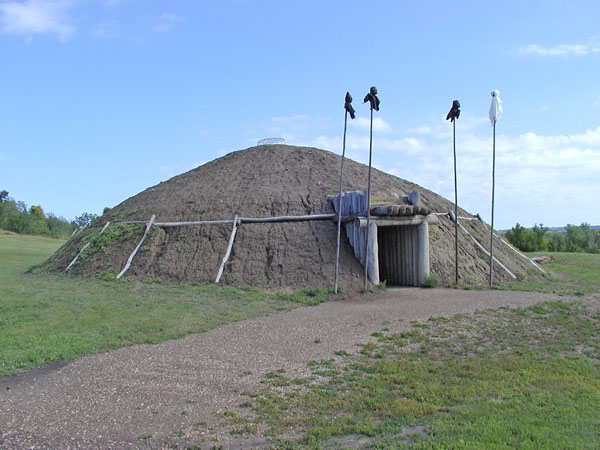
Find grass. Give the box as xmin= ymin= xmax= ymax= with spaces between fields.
xmin=4 ymin=235 xmax=600 ymax=447
xmin=217 ymin=253 xmax=600 ymax=448
xmin=0 ymin=234 xmax=328 ymax=377
xmin=234 ymin=300 xmax=600 ymax=449
xmin=501 ymin=252 xmax=600 ymax=296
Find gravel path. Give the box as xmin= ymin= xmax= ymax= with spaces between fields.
xmin=0 ymin=288 xmax=562 ymax=449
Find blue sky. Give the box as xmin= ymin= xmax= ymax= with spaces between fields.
xmin=1 ymin=0 xmax=599 ymax=229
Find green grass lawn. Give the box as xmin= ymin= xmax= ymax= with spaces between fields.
xmin=500 ymin=252 xmax=600 ymax=296
xmin=0 ymin=234 xmax=326 ymax=377
xmin=3 ymin=235 xmax=600 ymax=448
xmin=229 ymin=301 xmax=600 ymax=449
xmin=218 ymin=253 xmax=600 ymax=449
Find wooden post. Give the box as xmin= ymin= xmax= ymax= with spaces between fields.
xmin=216 ymin=215 xmax=239 ymax=283
xmin=64 ymin=243 xmax=90 ymax=272
xmin=117 ymin=215 xmax=155 ymax=279
xmin=417 ymin=220 xmax=430 ymax=285
xmin=453 ymin=119 xmax=459 ymax=285
xmin=334 ymin=107 xmax=350 ymax=294
xmin=489 ymin=120 xmax=496 ymax=287
xmin=364 ymin=107 xmax=374 ymax=290
xmin=65 ymin=222 xmax=111 ymax=272
xmin=457 ymin=219 xmax=516 ymax=279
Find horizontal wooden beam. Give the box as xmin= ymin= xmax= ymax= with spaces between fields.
xmin=118 ymin=214 xmax=336 ymax=227
xmin=239 ymin=214 xmax=335 ymax=223
xmin=117 ymin=212 xmax=444 ymax=229
xmin=355 ymin=215 xmax=439 ymax=228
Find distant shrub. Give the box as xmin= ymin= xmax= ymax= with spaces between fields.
xmin=0 ymin=190 xmax=75 ymax=239
xmin=73 ymin=212 xmax=98 ymax=228
xmin=505 ymin=222 xmax=600 ymax=254
xmin=505 ymin=223 xmax=548 ymax=252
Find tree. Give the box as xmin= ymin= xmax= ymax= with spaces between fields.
xmin=531 ymin=224 xmax=548 ymax=251
xmin=29 ymin=205 xmax=45 ymax=220
xmin=505 ymin=223 xmax=548 ymax=252
xmin=547 ymin=232 xmax=566 ymax=252
xmin=73 ymin=212 xmax=97 ymax=228
xmin=565 ymin=223 xmax=599 ymax=254
xmin=0 ymin=190 xmax=8 ymax=221
xmin=0 ymin=193 xmax=73 ymax=238
xmin=46 ymin=213 xmax=74 ymax=238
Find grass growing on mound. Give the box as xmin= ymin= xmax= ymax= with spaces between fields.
xmin=228 ymin=301 xmax=600 ymax=449
xmin=0 ymin=234 xmax=327 ymax=377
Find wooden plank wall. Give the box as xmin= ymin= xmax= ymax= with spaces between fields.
xmin=377 ymin=226 xmax=419 ymax=286
xmin=332 ymin=191 xmax=368 ymax=266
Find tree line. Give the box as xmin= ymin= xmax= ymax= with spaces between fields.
xmin=504 ymin=222 xmax=600 ymax=254
xmin=0 ymin=190 xmax=96 ymax=239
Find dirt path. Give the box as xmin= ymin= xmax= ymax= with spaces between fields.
xmin=0 ymin=288 xmax=563 ymax=449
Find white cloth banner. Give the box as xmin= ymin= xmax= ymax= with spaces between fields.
xmin=489 ymin=90 xmax=503 ymax=125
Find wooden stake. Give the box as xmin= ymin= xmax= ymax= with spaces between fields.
xmin=117 ymin=215 xmax=155 ymax=279
xmin=65 ymin=243 xmax=90 ymax=272
xmin=457 ymin=219 xmax=516 ymax=279
xmin=216 ymin=215 xmax=239 ymax=283
xmin=65 ymin=222 xmax=111 ymax=272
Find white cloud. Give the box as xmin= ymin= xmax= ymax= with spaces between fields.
xmin=267 ymin=114 xmax=332 ymax=143
xmin=153 ymin=12 xmax=183 ymax=33
xmin=252 ymin=111 xmax=600 ymax=226
xmin=406 ymin=125 xmax=432 ymax=135
xmin=350 ymin=117 xmax=392 ymax=133
xmin=519 ymin=40 xmax=600 ymax=57
xmin=91 ymin=20 xmax=120 ymax=38
xmin=0 ymin=0 xmax=75 ymax=41
xmin=406 ymin=114 xmax=487 ymax=141
xmin=410 ymin=125 xmax=600 ymax=226
xmin=271 ymin=114 xmax=311 ymax=124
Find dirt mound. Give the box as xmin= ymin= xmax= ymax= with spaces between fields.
xmin=42 ymin=145 xmax=542 ymax=290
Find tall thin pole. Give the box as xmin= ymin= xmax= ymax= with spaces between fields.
xmin=334 ymin=109 xmax=349 ymax=294
xmin=364 ymin=106 xmax=374 ymax=291
xmin=489 ymin=120 xmax=496 ymax=287
xmin=446 ymin=99 xmax=461 ymax=285
xmin=453 ymin=119 xmax=459 ymax=285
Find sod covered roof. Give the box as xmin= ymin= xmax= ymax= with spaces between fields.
xmin=42 ymin=145 xmax=541 ymax=290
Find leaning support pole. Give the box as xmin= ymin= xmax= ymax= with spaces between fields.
xmin=334 ymin=92 xmax=355 ymax=294
xmin=65 ymin=243 xmax=90 ymax=272
xmin=476 ymin=217 xmax=547 ymax=274
xmin=216 ymin=215 xmax=239 ymax=284
xmin=456 ymin=217 xmax=516 ymax=280
xmin=117 ymin=215 xmax=155 ymax=279
xmin=65 ymin=221 xmax=111 ymax=272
